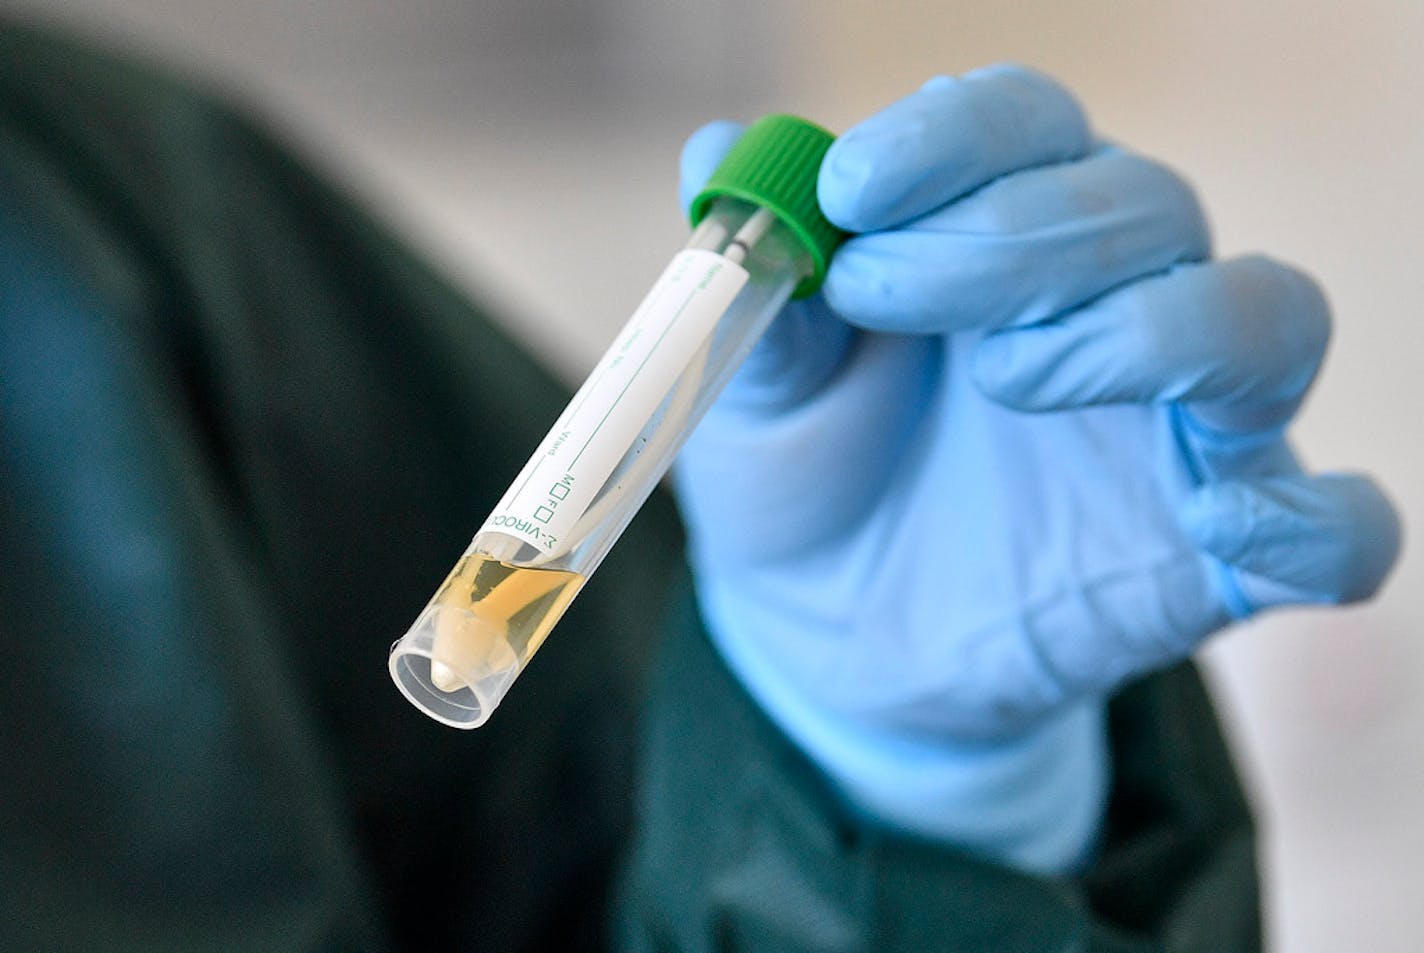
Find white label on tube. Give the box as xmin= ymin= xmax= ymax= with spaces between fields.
xmin=477 ymin=249 xmax=749 ymax=555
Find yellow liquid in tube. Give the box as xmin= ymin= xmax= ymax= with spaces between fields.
xmin=427 ymin=554 xmax=584 ymax=694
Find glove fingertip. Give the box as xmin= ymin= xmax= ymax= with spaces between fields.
xmin=969 ymin=340 xmax=1036 ymax=412
xmin=815 ymin=86 xmax=952 ymax=233
xmin=818 ymin=240 xmax=899 ymax=329
xmin=819 ymin=239 xmax=940 ymax=333
xmin=969 ymin=330 xmax=1062 ymax=411
xmin=817 ymin=135 xmax=885 ymax=233
xmin=1180 ymin=473 xmax=1403 ymax=610
xmin=679 ymin=120 xmax=745 ymax=214
xmin=1320 ymin=472 xmax=1403 ymax=603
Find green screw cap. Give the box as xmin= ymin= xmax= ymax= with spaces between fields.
xmin=688 ymin=115 xmax=846 ymax=299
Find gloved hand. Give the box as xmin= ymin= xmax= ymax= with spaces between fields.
xmin=674 ymin=65 xmax=1401 ymax=873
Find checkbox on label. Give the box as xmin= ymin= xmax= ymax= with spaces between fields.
xmin=550 ymin=483 xmax=571 ymax=500
xmin=534 ymin=506 xmax=555 ymax=523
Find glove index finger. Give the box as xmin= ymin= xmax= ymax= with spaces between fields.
xmin=819 ymin=64 xmax=1093 ymax=233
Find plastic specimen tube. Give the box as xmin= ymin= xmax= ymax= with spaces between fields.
xmin=389 ymin=116 xmax=845 ymax=728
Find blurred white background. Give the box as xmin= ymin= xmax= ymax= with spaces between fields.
xmin=5 ymin=1 xmax=1421 ymax=948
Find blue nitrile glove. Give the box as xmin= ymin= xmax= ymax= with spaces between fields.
xmin=674 ymin=65 xmax=1401 ymax=874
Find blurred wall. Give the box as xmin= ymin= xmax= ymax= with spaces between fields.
xmin=5 ymin=1 xmax=1422 ymax=950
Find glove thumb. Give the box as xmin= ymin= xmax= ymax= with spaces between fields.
xmin=679 ymin=121 xmax=745 ymax=214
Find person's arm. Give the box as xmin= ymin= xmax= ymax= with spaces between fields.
xmin=618 ymin=66 xmax=1398 ymax=952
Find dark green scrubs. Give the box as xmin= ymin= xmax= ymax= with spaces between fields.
xmin=0 ymin=21 xmax=1260 ymax=952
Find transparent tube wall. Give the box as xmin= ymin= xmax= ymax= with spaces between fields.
xmin=390 ymin=197 xmax=813 ymax=727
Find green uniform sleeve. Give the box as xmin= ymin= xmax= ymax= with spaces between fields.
xmin=618 ymin=583 xmax=1260 ymax=953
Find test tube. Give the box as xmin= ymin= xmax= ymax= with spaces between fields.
xmin=389 ymin=115 xmax=845 ymax=728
